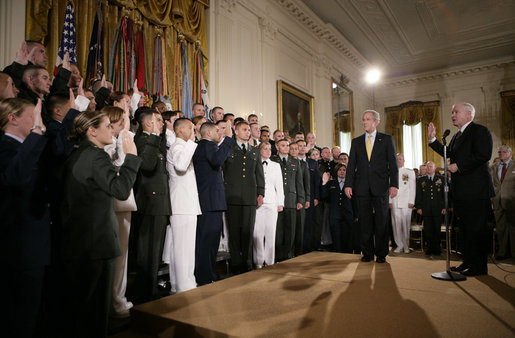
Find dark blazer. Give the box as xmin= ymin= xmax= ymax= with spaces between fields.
xmin=193 ymin=137 xmax=235 ymax=212
xmin=321 ymin=179 xmax=354 ymax=221
xmin=133 ymin=132 xmax=172 ymax=215
xmin=271 ymin=155 xmax=305 ymax=208
xmin=0 ymin=133 xmax=50 ymax=268
xmin=223 ymin=143 xmax=265 ymax=205
xmin=344 ymin=132 xmax=399 ymax=196
xmin=430 ymin=122 xmax=494 ymax=200
xmin=60 ymin=140 xmax=142 ymax=260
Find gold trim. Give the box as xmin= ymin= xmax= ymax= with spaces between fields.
xmin=277 ymin=80 xmax=315 ymax=135
xmin=331 ymin=77 xmax=354 ymax=147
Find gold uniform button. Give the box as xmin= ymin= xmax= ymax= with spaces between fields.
xmin=243 ymin=168 xmax=246 ymax=171
xmin=243 ymin=162 xmax=246 ymax=165
xmin=152 ymin=192 xmax=156 ymax=195
xmin=243 ymin=156 xmax=246 ymax=159
xmin=243 ymin=175 xmax=246 ymax=178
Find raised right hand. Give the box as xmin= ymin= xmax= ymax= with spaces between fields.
xmin=428 ymin=122 xmax=436 ymax=140
xmin=322 ymin=171 xmax=330 ymax=185
xmin=122 ymin=131 xmax=137 ymax=155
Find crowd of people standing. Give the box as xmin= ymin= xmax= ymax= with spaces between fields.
xmin=1 ymin=40 xmax=511 ymax=338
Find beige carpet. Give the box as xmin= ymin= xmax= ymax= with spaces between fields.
xmin=129 ymin=252 xmax=515 ymax=337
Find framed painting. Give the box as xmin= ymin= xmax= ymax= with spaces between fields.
xmin=277 ymin=80 xmax=315 ymax=137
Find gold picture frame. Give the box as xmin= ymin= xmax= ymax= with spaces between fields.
xmin=277 ymin=80 xmax=315 ymax=137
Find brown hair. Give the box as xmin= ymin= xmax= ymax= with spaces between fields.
xmin=107 ymin=91 xmax=128 ymax=105
xmin=68 ymin=111 xmax=106 ymax=143
xmin=0 ymin=98 xmax=34 ymax=131
xmin=101 ymin=106 xmax=124 ymax=124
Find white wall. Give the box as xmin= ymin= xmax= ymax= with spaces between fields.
xmin=0 ymin=0 xmax=26 ymax=69
xmin=207 ymin=0 xmax=373 ymax=148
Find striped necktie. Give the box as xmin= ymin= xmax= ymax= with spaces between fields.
xmin=366 ymin=134 xmax=372 ymax=161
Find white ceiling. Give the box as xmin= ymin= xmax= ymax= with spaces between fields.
xmin=300 ymin=0 xmax=515 ymax=78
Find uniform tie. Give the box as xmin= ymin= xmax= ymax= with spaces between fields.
xmin=366 ymin=134 xmax=372 ymax=161
xmin=241 ymin=143 xmax=246 ymax=153
xmin=262 ymin=160 xmax=268 ymax=166
xmin=282 ymin=157 xmax=286 ymax=166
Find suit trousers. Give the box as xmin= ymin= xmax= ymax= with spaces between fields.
xmin=195 ymin=211 xmax=223 ymax=285
xmin=62 ymin=258 xmax=115 ymax=338
xmin=169 ymin=215 xmax=197 ymax=293
xmin=135 ymin=214 xmax=167 ymax=299
xmin=276 ymin=208 xmax=297 ymax=261
xmin=358 ymin=193 xmax=390 ymax=258
xmin=391 ymin=208 xmax=412 ymax=251
xmin=253 ymin=203 xmax=278 ymax=266
xmin=494 ymin=209 xmax=515 ymax=258
xmin=2 ymin=264 xmax=44 ymax=338
xmin=454 ymin=199 xmax=491 ymax=272
xmin=423 ymin=215 xmax=442 ymax=254
xmin=112 ymin=212 xmax=132 ymax=314
xmin=329 ymin=216 xmax=353 ymax=253
xmin=303 ymin=204 xmax=315 ymax=253
xmin=311 ymin=203 xmax=324 ymax=250
xmin=295 ymin=208 xmax=306 ymax=256
xmin=226 ymin=204 xmax=256 ymax=273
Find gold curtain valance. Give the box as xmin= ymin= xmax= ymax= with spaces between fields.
xmin=385 ymin=101 xmax=441 ymax=164
xmin=25 ymin=0 xmax=207 ymax=101
xmin=500 ymin=90 xmax=515 ymax=151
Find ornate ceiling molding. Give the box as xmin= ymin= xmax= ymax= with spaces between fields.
xmin=276 ymin=0 xmax=368 ymax=70
xmin=382 ymin=60 xmax=515 ymax=88
xmin=259 ymin=17 xmax=278 ymax=41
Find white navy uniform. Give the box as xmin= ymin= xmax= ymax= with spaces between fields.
xmin=390 ymin=166 xmax=416 ymax=253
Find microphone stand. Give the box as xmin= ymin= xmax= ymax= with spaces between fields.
xmin=431 ymin=132 xmax=466 ymax=281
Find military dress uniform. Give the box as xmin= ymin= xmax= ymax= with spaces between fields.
xmin=295 ymin=158 xmax=311 ymax=256
xmin=415 ymin=174 xmax=445 ymax=255
xmin=223 ymin=142 xmax=265 ymax=273
xmin=271 ymin=155 xmax=305 ymax=261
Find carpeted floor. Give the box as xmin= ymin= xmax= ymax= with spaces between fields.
xmin=122 ymin=252 xmax=515 ymax=337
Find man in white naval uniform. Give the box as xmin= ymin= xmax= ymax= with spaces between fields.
xmin=253 ymin=142 xmax=284 ymax=267
xmin=165 ymin=118 xmax=200 ymax=293
xmin=389 ymin=154 xmax=416 ymax=253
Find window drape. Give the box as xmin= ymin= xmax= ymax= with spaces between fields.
xmin=25 ymin=0 xmax=207 ymax=99
xmin=385 ymin=101 xmax=441 ymax=165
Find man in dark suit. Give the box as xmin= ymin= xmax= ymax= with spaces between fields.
xmin=193 ymin=122 xmax=234 ymax=285
xmin=272 ymin=139 xmax=305 ymax=261
xmin=344 ymin=110 xmax=399 ymax=263
xmin=132 ymin=107 xmax=171 ymax=300
xmin=415 ymin=161 xmax=445 ymax=256
xmin=223 ymin=121 xmax=265 ymax=274
xmin=428 ymin=102 xmax=494 ymax=276
xmin=296 ymin=139 xmax=321 ymax=253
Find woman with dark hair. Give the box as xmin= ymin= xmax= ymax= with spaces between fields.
xmin=0 ymin=98 xmax=49 ymax=337
xmin=60 ymin=110 xmax=142 ymax=337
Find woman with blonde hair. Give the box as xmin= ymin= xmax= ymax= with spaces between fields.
xmin=60 ymin=110 xmax=141 ymax=337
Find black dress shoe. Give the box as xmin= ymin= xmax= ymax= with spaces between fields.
xmin=460 ymin=268 xmax=487 ymax=276
xmin=376 ymin=257 xmax=386 ymax=263
xmin=361 ymin=256 xmax=372 ymax=262
xmin=450 ymin=264 xmax=468 ymax=272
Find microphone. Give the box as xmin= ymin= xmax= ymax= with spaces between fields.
xmin=442 ymin=129 xmax=450 ymax=139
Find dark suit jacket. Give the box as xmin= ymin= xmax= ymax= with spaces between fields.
xmin=0 ymin=133 xmax=50 ymax=269
xmin=60 ymin=140 xmax=142 ymax=260
xmin=321 ymin=179 xmax=354 ymax=222
xmin=223 ymin=143 xmax=265 ymax=206
xmin=344 ymin=132 xmax=399 ymax=196
xmin=306 ymin=158 xmax=320 ymax=202
xmin=271 ymin=155 xmax=305 ymax=208
xmin=134 ymin=132 xmax=172 ymax=216
xmin=193 ymin=137 xmax=235 ymax=212
xmin=430 ymin=122 xmax=494 ymax=200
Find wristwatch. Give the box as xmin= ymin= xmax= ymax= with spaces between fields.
xmin=31 ymin=125 xmax=46 ymax=133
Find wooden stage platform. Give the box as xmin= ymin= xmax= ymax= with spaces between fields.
xmin=130 ymin=252 xmax=515 ymax=337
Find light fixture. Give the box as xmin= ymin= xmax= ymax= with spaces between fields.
xmin=365 ymin=68 xmax=381 ymax=84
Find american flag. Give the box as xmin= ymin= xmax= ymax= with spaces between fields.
xmin=55 ymin=0 xmax=77 ymax=74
